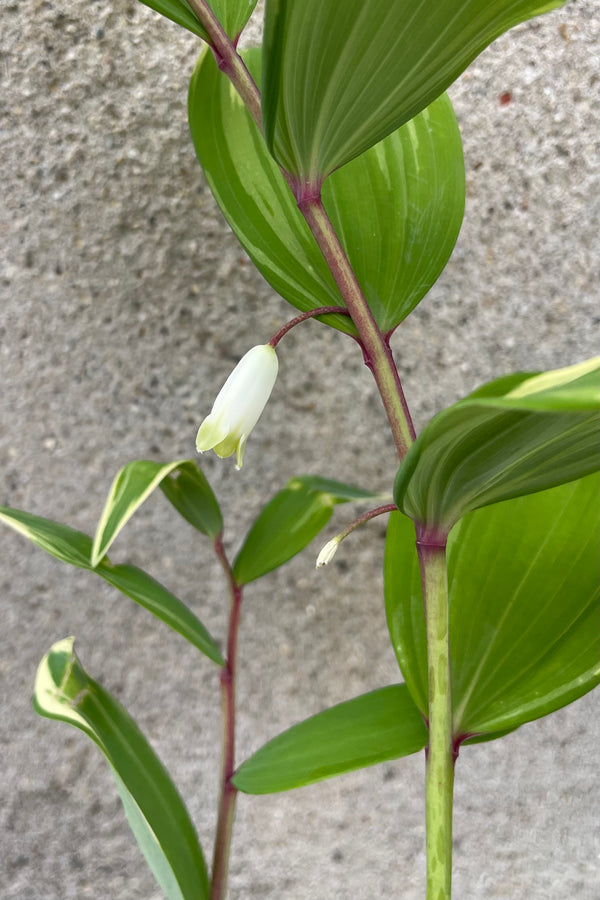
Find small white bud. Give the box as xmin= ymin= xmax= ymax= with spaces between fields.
xmin=316 ymin=537 xmax=341 ymax=569
xmin=196 ymin=344 xmax=278 ymax=469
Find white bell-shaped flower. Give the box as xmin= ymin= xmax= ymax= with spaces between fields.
xmin=196 ymin=344 xmax=278 ymax=469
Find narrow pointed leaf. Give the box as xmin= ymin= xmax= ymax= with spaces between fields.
xmin=189 ymin=46 xmax=465 ymax=334
xmin=286 ymin=475 xmax=385 ymax=504
xmin=92 ymin=460 xmax=185 ymax=566
xmin=99 ymin=563 xmax=224 ymax=664
xmin=263 ymin=0 xmax=565 ymax=181
xmin=137 ymin=0 xmax=207 ymax=38
xmin=233 ymin=474 xmax=380 ymax=584
xmin=232 ymin=489 xmax=333 ymax=585
xmin=203 ymin=0 xmax=257 ymax=41
xmin=159 ymin=461 xmax=223 ymax=538
xmin=137 ymin=0 xmax=257 ymax=43
xmin=384 ymin=511 xmax=428 ymax=714
xmin=394 ymin=358 xmax=600 ymax=531
xmin=384 ymin=475 xmax=600 ymax=737
xmin=92 ymin=458 xmax=222 ymax=557
xmin=0 ymin=506 xmax=96 ymax=569
xmin=233 ymin=684 xmax=427 ymax=794
xmin=0 ymin=506 xmax=223 ymax=663
xmin=34 ymin=638 xmax=209 ymax=900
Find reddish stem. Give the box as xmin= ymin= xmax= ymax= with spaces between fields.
xmin=339 ymin=502 xmax=398 ymax=538
xmin=186 ymin=0 xmax=262 ymax=130
xmin=269 ymin=306 xmax=351 ymax=347
xmin=297 ymin=196 xmax=416 ymax=456
xmin=211 ymin=535 xmax=243 ymax=900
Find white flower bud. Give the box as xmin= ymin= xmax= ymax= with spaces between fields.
xmin=196 ymin=344 xmax=278 ymax=469
xmin=316 ymin=536 xmax=341 ymax=569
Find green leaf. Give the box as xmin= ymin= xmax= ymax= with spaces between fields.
xmin=393 ymin=358 xmax=600 ymax=531
xmin=99 ymin=562 xmax=224 ymax=665
xmin=189 ymin=47 xmax=350 ymax=335
xmin=384 ymin=511 xmax=428 ymax=714
xmin=92 ymin=459 xmax=184 ymax=566
xmin=0 ymin=506 xmax=223 ymax=664
xmin=160 ymin=461 xmax=223 ymax=538
xmin=233 ymin=684 xmax=427 ymax=794
xmin=0 ymin=506 xmax=96 ymax=569
xmin=233 ymin=474 xmax=380 ymax=584
xmin=285 ymin=475 xmax=385 ymax=504
xmin=189 ymin=46 xmax=465 ymax=334
xmin=205 ymin=0 xmax=257 ymax=40
xmin=262 ymin=0 xmax=565 ymax=181
xmin=34 ymin=638 xmax=209 ymax=900
xmin=232 ymin=488 xmax=332 ymax=585
xmin=137 ymin=0 xmax=207 ymax=38
xmin=321 ymin=99 xmax=464 ymax=333
xmin=137 ymin=0 xmax=257 ymax=43
xmin=384 ymin=475 xmax=600 ymax=737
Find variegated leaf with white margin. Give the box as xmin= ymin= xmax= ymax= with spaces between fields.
xmin=394 ymin=358 xmax=600 ymax=532
xmin=34 ymin=638 xmax=210 ymax=900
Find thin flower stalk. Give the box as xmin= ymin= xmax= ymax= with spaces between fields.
xmin=269 ymin=306 xmax=350 ymax=347
xmin=316 ymin=502 xmax=397 ymax=568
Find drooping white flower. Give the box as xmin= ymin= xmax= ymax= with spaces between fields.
xmin=196 ymin=344 xmax=278 ymax=469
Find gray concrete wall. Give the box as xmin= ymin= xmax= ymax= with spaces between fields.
xmin=1 ymin=1 xmax=598 ymax=898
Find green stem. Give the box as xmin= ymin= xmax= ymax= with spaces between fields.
xmin=417 ymin=538 xmax=454 ymax=900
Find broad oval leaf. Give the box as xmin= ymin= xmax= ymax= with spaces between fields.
xmin=233 ymin=474 xmax=380 ymax=584
xmin=0 ymin=506 xmax=223 ymax=664
xmin=160 ymin=461 xmax=223 ymax=539
xmin=138 ymin=0 xmax=257 ymax=43
xmin=189 ymin=47 xmax=465 ymax=334
xmin=189 ymin=46 xmax=350 ymax=335
xmin=263 ymin=0 xmax=565 ymax=181
xmin=34 ymin=637 xmax=210 ymax=900
xmin=233 ymin=684 xmax=427 ymax=794
xmin=394 ymin=358 xmax=600 ymax=532
xmin=384 ymin=474 xmax=600 ymax=737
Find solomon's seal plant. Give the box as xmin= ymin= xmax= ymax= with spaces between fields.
xmin=2 ymin=1 xmax=598 ymax=899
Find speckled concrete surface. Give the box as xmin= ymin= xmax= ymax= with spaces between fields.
xmin=1 ymin=2 xmax=599 ymax=898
